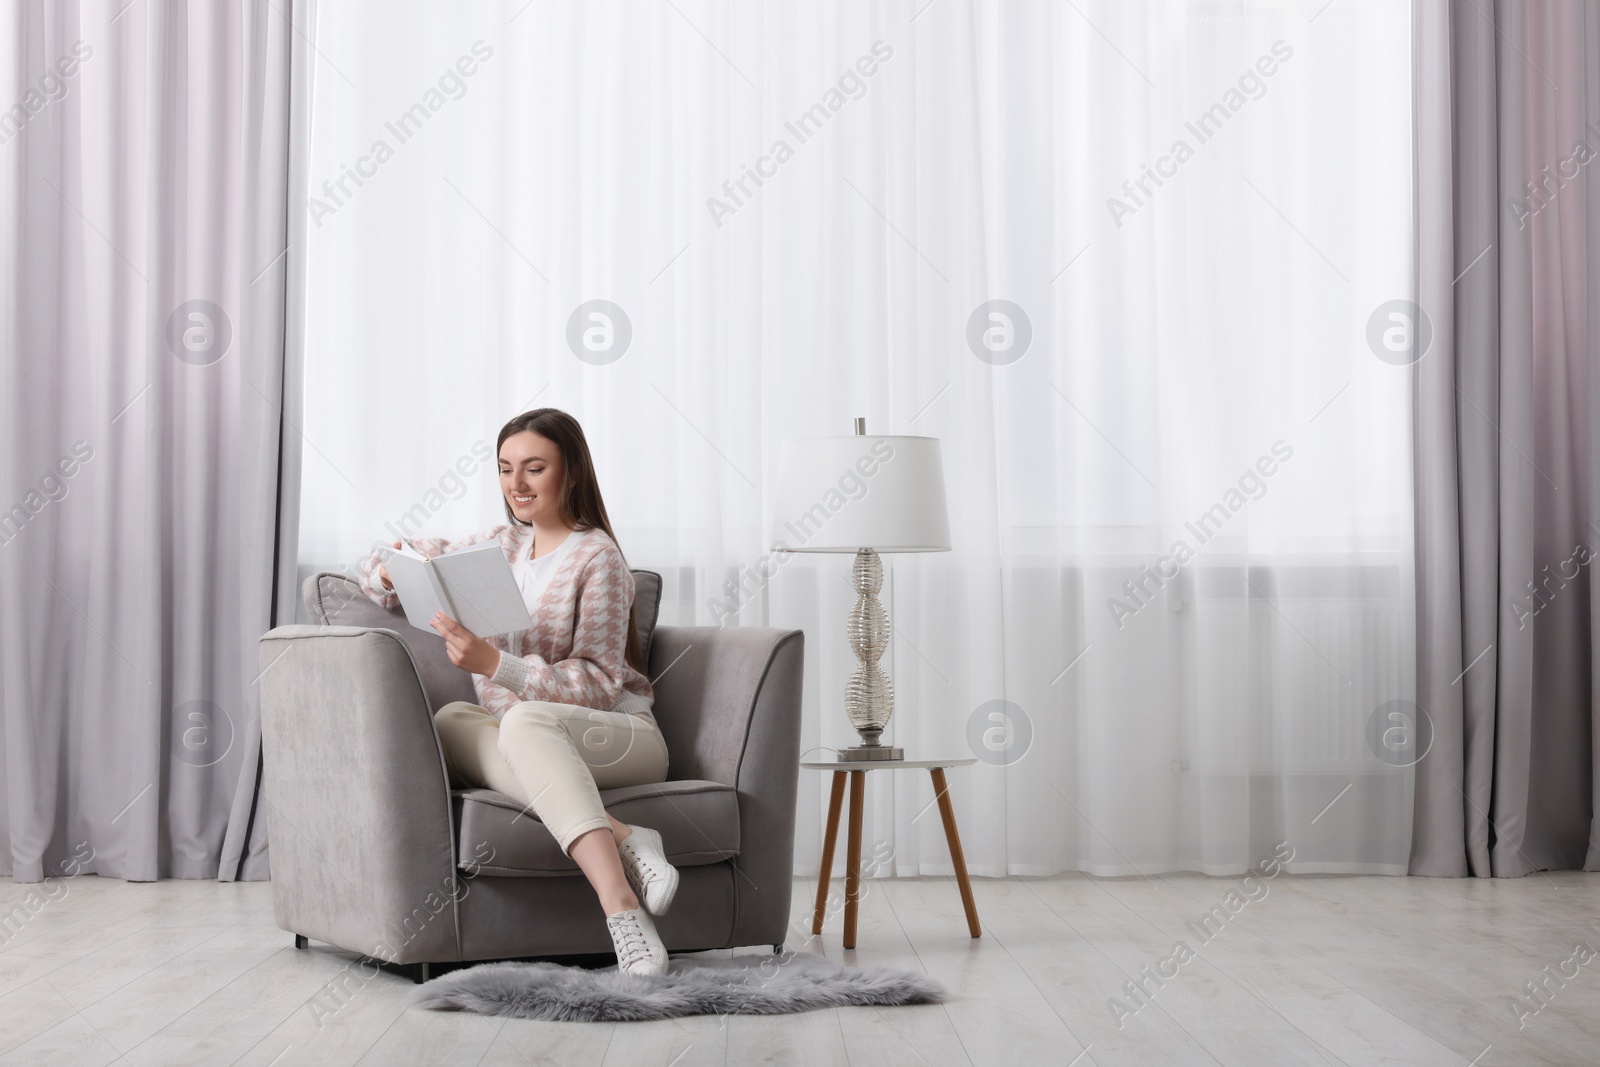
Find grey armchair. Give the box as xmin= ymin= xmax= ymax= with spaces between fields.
xmin=255 ymin=569 xmax=805 ymax=980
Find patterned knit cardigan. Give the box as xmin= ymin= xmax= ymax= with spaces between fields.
xmin=356 ymin=523 xmax=655 ymax=720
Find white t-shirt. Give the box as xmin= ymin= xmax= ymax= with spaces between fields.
xmin=514 ymin=527 xmax=586 ymax=616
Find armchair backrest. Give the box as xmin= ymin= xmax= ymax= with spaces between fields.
xmin=302 ymin=570 xmax=663 ymax=713
xmin=295 ymin=572 xmax=804 ymax=796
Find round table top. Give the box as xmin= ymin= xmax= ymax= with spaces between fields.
xmin=800 ymin=757 xmax=977 ymax=770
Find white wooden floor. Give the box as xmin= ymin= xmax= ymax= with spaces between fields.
xmin=1 ymin=869 xmax=1597 ymax=1066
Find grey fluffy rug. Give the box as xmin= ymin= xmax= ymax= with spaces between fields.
xmin=410 ymin=950 xmax=948 ymax=1021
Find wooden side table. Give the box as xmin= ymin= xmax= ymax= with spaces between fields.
xmin=801 ymin=757 xmax=982 ymax=949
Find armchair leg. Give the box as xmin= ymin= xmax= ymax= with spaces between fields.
xmin=294 ymin=934 xmax=308 ymax=950
xmin=412 ymin=962 xmax=432 ymax=984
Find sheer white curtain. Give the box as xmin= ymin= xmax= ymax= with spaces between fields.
xmin=294 ymin=0 xmax=1415 ymax=877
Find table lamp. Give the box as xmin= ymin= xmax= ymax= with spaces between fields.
xmin=769 ymin=418 xmax=952 ymax=761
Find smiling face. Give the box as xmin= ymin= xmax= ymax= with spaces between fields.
xmin=498 ymin=430 xmax=568 ymax=527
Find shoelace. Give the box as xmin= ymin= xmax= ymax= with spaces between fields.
xmin=621 ymin=838 xmax=662 ymax=888
xmin=607 ymin=912 xmax=653 ymax=969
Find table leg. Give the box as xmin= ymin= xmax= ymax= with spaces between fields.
xmin=843 ymin=769 xmax=866 ymax=949
xmin=812 ymin=771 xmax=847 ymax=935
xmin=930 ymin=767 xmax=981 ymax=938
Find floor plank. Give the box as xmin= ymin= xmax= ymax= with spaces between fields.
xmin=0 ymin=870 xmax=1593 ymax=1066
xmin=788 ymin=875 xmax=971 ymax=1067
xmin=879 ymin=877 xmax=1096 ymax=1065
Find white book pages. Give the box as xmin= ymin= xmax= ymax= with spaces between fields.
xmin=382 ymin=540 xmax=531 ymax=637
xmin=381 ymin=547 xmax=447 ymax=632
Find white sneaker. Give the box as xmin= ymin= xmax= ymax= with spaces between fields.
xmin=618 ymin=823 xmax=680 ymax=916
xmin=605 ymin=906 xmax=669 ymax=977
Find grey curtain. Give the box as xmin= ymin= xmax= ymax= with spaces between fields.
xmin=0 ymin=1 xmax=302 ymax=882
xmin=1412 ymin=0 xmax=1600 ymax=877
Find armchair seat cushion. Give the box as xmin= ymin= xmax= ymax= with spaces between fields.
xmin=453 ymin=779 xmax=741 ymax=877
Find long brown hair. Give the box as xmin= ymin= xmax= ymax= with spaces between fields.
xmin=496 ymin=408 xmax=646 ymax=676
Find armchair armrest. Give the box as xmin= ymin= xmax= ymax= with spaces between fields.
xmin=647 ymin=625 xmax=805 ymax=948
xmin=256 ymin=624 xmax=462 ymax=964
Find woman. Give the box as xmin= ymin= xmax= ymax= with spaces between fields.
xmin=356 ymin=408 xmax=677 ymax=976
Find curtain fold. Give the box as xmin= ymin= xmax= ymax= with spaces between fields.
xmin=216 ymin=0 xmax=314 ymax=884
xmin=0 ymin=1 xmax=297 ymax=882
xmin=1411 ymin=0 xmax=1600 ymax=877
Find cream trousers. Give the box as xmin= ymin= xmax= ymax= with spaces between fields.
xmin=433 ymin=700 xmax=669 ymax=855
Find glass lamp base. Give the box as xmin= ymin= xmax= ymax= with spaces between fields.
xmin=837 ymin=744 xmax=904 ymax=762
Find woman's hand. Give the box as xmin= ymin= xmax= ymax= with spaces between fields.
xmin=431 ymin=613 xmax=501 ymax=676
xmin=377 ymin=540 xmax=401 ymax=590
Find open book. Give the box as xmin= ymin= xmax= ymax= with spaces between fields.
xmin=382 ymin=540 xmax=531 ymax=637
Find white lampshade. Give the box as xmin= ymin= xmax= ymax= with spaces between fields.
xmin=769 ymin=434 xmax=951 ymax=553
